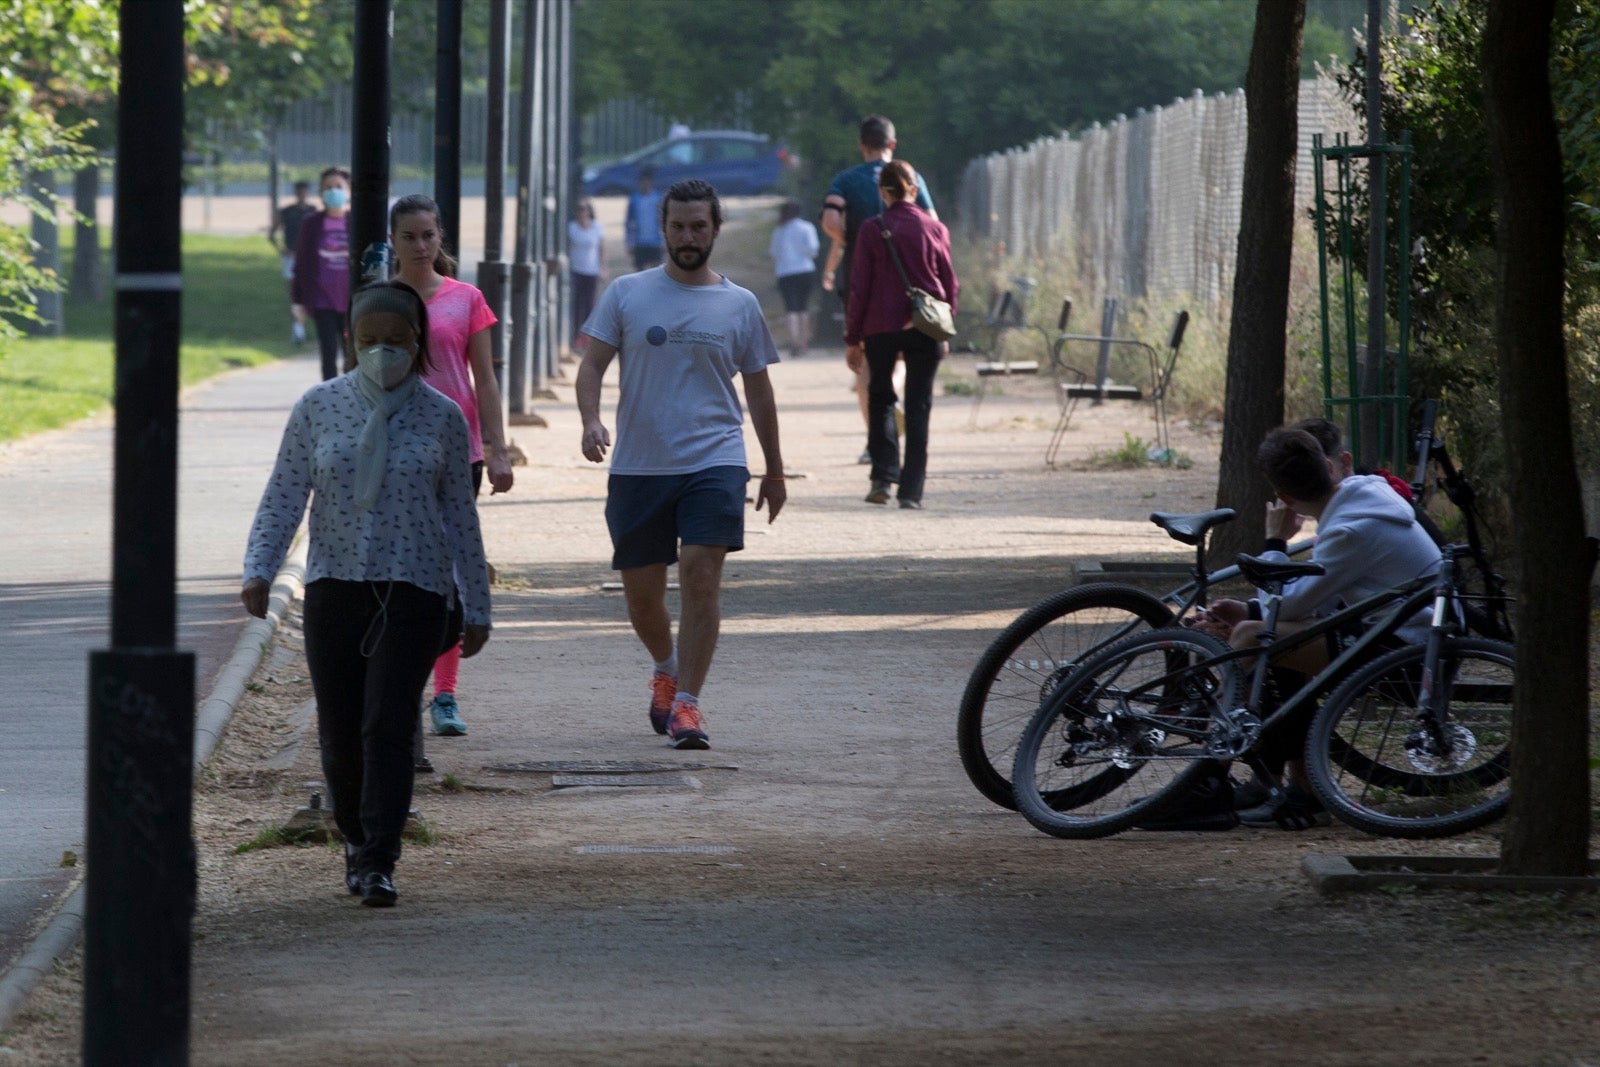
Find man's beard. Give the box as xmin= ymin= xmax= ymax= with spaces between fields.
xmin=669 ymin=241 xmax=713 ymax=271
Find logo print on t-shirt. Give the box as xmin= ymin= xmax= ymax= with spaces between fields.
xmin=646 ymin=326 xmax=667 ymax=346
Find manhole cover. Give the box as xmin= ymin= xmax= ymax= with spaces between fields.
xmin=551 ymin=773 xmax=699 ymax=789
xmin=574 ymin=844 xmax=736 ymax=855
xmin=489 ymin=760 xmax=738 ymax=774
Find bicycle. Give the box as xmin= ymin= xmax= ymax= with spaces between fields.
xmin=1009 ymin=543 xmax=1515 ymax=839
xmin=957 ymin=508 xmax=1313 ymax=810
xmin=958 ymin=406 xmax=1508 ymax=812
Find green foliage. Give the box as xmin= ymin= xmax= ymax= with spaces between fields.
xmin=1331 ymin=0 xmax=1600 ymax=533
xmin=575 ymin=0 xmax=1271 ymax=199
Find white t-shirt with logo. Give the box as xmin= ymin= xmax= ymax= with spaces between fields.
xmin=580 ymin=267 xmax=780 ymax=475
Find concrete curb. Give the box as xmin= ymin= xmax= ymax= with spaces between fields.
xmin=0 ymin=539 xmax=307 ymax=1034
xmin=1303 ymin=854 xmax=1600 ymax=894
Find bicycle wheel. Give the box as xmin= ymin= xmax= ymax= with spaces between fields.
xmin=1306 ymin=637 xmax=1515 ymax=838
xmin=958 ymin=584 xmax=1173 ymax=809
xmin=1011 ymin=628 xmax=1238 ymax=838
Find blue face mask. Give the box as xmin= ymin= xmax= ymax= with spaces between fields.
xmin=357 ymin=343 xmax=414 ymax=389
xmin=322 ymin=187 xmax=349 ymax=211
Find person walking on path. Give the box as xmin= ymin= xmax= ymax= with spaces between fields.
xmin=241 ymin=280 xmax=492 ymax=907
xmin=624 ymin=168 xmax=665 ymax=271
xmin=388 ymin=194 xmax=514 ymax=741
xmin=568 ymin=197 xmax=605 ymax=349
xmin=844 ymin=160 xmax=957 ymax=511
xmin=269 ymin=179 xmax=316 ymax=346
xmin=575 ymin=179 xmax=786 ymax=750
xmin=769 ymin=199 xmax=820 ymax=358
xmin=291 ymin=166 xmax=354 ymax=380
xmin=820 ymin=115 xmax=936 ymax=463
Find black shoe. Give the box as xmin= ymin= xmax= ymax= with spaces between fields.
xmin=898 ymin=499 xmax=923 ymax=510
xmin=359 ymin=871 xmax=398 ymax=907
xmin=1136 ymin=767 xmax=1239 ymax=831
xmin=865 ymin=482 xmax=891 ymax=505
xmin=1229 ymin=775 xmax=1273 ymax=810
xmin=1237 ymin=785 xmax=1331 ymax=830
xmin=414 ymin=754 xmax=435 ymax=774
xmin=344 ymin=845 xmax=362 ymax=895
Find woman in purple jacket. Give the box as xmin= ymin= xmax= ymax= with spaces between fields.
xmin=844 ymin=160 xmax=957 ymax=510
xmin=291 ymin=166 xmax=353 ymax=380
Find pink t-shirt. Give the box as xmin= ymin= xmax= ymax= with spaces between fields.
xmin=422 ymin=276 xmax=497 ymax=463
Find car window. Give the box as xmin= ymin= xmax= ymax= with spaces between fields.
xmin=648 ymin=140 xmax=698 ymax=167
xmin=710 ymin=139 xmax=761 ymax=162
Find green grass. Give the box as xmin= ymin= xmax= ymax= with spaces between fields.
xmin=0 ymin=231 xmax=292 ymax=442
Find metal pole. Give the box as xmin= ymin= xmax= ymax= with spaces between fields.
xmin=554 ymin=0 xmax=573 ymax=361
xmin=531 ymin=0 xmax=553 ymax=395
xmin=1359 ymin=0 xmax=1386 ymax=466
xmin=434 ymin=0 xmax=463 ymax=262
xmin=508 ymin=0 xmax=543 ymax=417
xmin=350 ymin=0 xmax=393 ymax=297
xmin=479 ymin=0 xmax=511 ymax=398
xmin=84 ymin=1 xmax=195 ymax=1061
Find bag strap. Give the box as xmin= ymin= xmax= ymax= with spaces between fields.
xmin=877 ymin=209 xmax=917 ymax=295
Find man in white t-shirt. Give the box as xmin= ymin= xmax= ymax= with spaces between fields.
xmin=576 ymin=179 xmax=786 ymax=749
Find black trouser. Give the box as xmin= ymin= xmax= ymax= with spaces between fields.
xmin=304 ymin=579 xmax=447 ymax=876
xmin=312 ymin=308 xmax=345 ymax=380
xmin=571 ymin=272 xmax=599 ymax=342
xmin=865 ymin=328 xmax=941 ymax=503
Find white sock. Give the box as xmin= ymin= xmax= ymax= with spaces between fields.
xmin=654 ymin=653 xmax=678 ymax=678
xmin=673 ymin=690 xmax=698 ymax=707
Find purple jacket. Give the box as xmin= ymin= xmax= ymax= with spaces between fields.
xmin=844 ymin=201 xmax=958 ymax=346
xmin=290 ymin=211 xmax=350 ymax=313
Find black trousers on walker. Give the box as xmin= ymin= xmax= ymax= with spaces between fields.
xmin=865 ymin=328 xmax=941 ymax=503
xmin=303 ymin=578 xmax=447 ymax=877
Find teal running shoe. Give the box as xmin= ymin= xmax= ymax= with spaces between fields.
xmin=429 ymin=693 xmax=467 ymax=737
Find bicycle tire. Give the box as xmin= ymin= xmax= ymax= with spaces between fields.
xmin=1011 ymin=627 xmax=1238 ymax=839
xmin=1306 ymin=637 xmax=1515 ymax=838
xmin=958 ymin=584 xmax=1174 ymax=809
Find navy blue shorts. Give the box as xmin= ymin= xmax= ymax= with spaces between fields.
xmin=605 ymin=465 xmax=747 ymax=570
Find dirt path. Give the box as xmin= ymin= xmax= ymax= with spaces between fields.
xmin=6 ymin=198 xmax=1599 ymax=1066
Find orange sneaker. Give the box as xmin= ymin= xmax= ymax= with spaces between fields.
xmin=666 ymin=699 xmax=710 ymax=750
xmin=649 ymin=671 xmax=677 ymax=735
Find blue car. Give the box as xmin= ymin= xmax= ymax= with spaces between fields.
xmin=582 ymin=130 xmax=794 ymax=197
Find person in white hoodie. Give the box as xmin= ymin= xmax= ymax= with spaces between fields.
xmin=1203 ymin=426 xmax=1442 ymax=827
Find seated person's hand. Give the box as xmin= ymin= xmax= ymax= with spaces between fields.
xmin=1185 ymin=598 xmax=1247 ymax=639
xmin=1265 ymin=499 xmax=1304 ymax=542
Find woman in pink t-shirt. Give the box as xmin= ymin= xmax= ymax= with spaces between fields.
xmin=390 ymin=194 xmax=514 ymax=745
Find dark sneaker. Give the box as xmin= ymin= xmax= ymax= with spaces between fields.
xmin=1237 ymin=785 xmax=1331 ymax=830
xmin=359 ymin=871 xmax=398 ymax=907
xmin=1229 ymin=775 xmax=1273 ymax=810
xmin=666 ymin=699 xmax=710 ymax=750
xmin=898 ymin=499 xmax=923 ymax=510
xmin=857 ymin=448 xmax=872 ymax=465
xmin=1136 ymin=765 xmax=1239 ymax=831
xmin=344 ymin=845 xmax=362 ymax=895
xmin=429 ymin=693 xmax=467 ymax=736
xmin=865 ymin=482 xmax=891 ymax=505
xmin=649 ymin=671 xmax=677 ymax=735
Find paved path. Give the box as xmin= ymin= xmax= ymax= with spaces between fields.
xmin=0 ymin=351 xmax=321 ymax=973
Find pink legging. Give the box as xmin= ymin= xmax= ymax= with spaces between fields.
xmin=432 ymin=641 xmax=462 ymax=696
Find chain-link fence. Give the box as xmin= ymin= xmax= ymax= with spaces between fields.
xmin=954 ymin=76 xmax=1358 ymax=318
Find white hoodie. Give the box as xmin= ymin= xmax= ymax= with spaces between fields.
xmin=1257 ymin=474 xmax=1442 ymax=643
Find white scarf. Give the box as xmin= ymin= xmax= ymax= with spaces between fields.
xmin=353 ymin=371 xmax=419 ymax=510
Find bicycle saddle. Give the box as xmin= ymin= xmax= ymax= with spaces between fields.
xmin=1149 ymin=508 xmax=1236 ymax=546
xmin=1235 ymin=553 xmax=1325 ymax=587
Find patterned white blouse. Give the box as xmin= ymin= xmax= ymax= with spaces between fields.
xmin=243 ymin=372 xmax=492 ymax=626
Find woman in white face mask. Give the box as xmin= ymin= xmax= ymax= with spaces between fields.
xmin=240 ymin=280 xmax=492 ymax=908
xmin=289 ymin=165 xmax=354 ymax=381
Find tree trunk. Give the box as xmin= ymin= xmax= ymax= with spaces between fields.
xmin=26 ymin=170 xmax=63 ymax=337
xmin=1208 ymin=0 xmax=1305 ymax=568
xmin=69 ymin=164 xmax=104 ymax=303
xmin=1483 ymin=0 xmax=1592 ymax=875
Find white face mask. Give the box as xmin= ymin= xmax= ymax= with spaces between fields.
xmin=357 ymin=343 xmax=415 ymax=389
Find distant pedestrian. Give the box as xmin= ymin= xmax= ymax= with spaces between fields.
xmin=845 ymin=160 xmax=957 ymax=511
xmin=291 ymin=166 xmax=353 ymax=380
xmin=567 ymin=197 xmax=605 ymax=349
xmin=575 ymin=179 xmax=785 ymax=750
xmin=389 ymin=194 xmax=514 ymax=744
xmin=820 ymin=116 xmax=936 ymax=464
xmin=624 ymin=168 xmax=664 ymax=271
xmin=269 ymin=180 xmax=315 ymax=346
xmin=242 ymin=280 xmax=491 ymax=907
xmin=769 ymin=199 xmax=819 ymax=358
